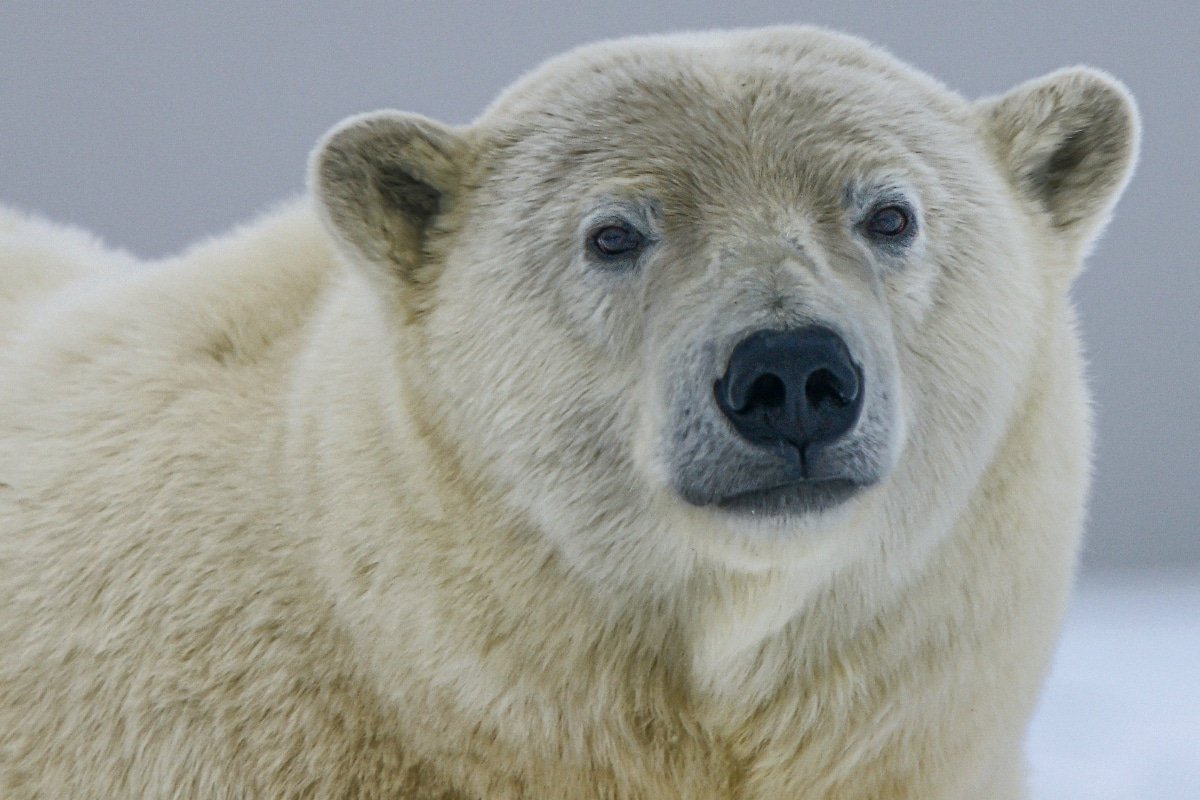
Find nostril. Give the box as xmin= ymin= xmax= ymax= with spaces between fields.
xmin=745 ymin=373 xmax=786 ymax=411
xmin=805 ymin=368 xmax=849 ymax=409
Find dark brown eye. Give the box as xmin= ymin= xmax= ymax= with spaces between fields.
xmin=866 ymin=205 xmax=911 ymax=238
xmin=589 ymin=223 xmax=645 ymax=259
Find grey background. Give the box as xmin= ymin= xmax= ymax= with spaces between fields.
xmin=1 ymin=2 xmax=1195 ymax=570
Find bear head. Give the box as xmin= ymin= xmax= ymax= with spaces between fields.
xmin=310 ymin=27 xmax=1137 ymax=585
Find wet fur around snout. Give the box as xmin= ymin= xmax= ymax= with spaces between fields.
xmin=0 ymin=25 xmax=1139 ymax=800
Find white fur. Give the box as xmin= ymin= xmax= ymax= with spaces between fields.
xmin=0 ymin=27 xmax=1137 ymax=799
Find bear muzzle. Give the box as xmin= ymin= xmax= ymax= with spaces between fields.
xmin=677 ymin=325 xmax=877 ymax=516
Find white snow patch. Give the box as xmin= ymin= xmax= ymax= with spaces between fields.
xmin=1028 ymin=569 xmax=1200 ymax=799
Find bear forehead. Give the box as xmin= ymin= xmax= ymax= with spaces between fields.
xmin=482 ymin=27 xmax=964 ymax=121
xmin=474 ymin=27 xmax=974 ymax=205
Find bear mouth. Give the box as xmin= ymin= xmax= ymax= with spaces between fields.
xmin=713 ymin=477 xmax=861 ymax=516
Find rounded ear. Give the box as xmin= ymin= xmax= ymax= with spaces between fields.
xmin=310 ymin=111 xmax=468 ymax=283
xmin=978 ymin=67 xmax=1140 ymax=255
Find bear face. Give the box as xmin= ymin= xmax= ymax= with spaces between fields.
xmin=314 ymin=27 xmax=1136 ymax=586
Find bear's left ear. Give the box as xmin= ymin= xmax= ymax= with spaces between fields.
xmin=310 ymin=110 xmax=470 ymax=284
xmin=978 ymin=67 xmax=1139 ymax=255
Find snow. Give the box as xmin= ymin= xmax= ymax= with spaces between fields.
xmin=1027 ymin=570 xmax=1200 ymax=799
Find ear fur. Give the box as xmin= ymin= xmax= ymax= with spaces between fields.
xmin=310 ymin=111 xmax=467 ymax=282
xmin=979 ymin=67 xmax=1139 ymax=255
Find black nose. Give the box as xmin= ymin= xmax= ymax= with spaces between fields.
xmin=714 ymin=327 xmax=864 ymax=456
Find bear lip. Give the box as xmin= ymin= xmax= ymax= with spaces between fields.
xmin=711 ymin=476 xmax=861 ymax=516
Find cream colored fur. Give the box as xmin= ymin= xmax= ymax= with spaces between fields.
xmin=0 ymin=27 xmax=1138 ymax=799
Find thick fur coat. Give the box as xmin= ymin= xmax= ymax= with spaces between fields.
xmin=0 ymin=27 xmax=1138 ymax=799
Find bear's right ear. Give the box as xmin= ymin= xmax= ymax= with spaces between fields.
xmin=311 ymin=111 xmax=468 ymax=282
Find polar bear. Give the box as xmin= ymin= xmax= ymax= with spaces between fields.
xmin=0 ymin=26 xmax=1137 ymax=800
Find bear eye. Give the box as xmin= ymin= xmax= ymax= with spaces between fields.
xmin=865 ymin=205 xmax=913 ymax=239
xmin=588 ymin=223 xmax=645 ymax=260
